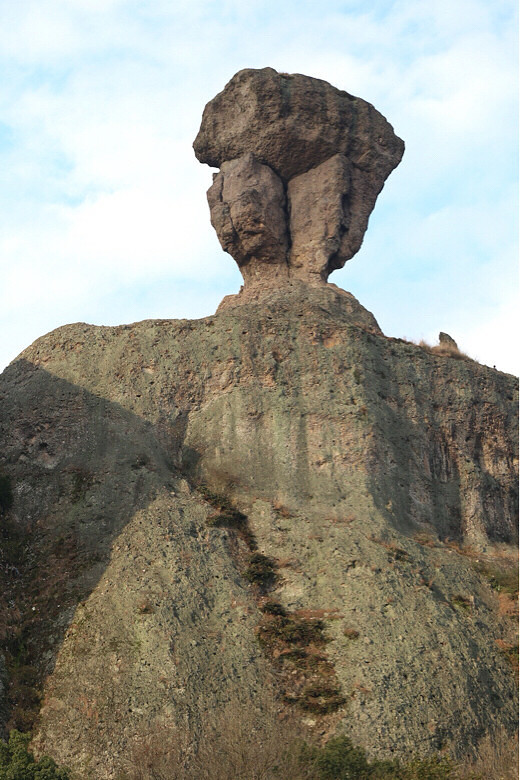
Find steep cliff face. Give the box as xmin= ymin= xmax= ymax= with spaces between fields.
xmin=0 ymin=283 xmax=517 ymax=778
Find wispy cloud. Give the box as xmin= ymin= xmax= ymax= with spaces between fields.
xmin=0 ymin=0 xmax=517 ymax=374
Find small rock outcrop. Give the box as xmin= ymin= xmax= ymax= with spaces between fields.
xmin=439 ymin=332 xmax=458 ymax=349
xmin=194 ymin=67 xmax=404 ymax=289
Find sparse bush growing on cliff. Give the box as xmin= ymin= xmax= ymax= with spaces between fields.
xmin=244 ymin=552 xmax=278 ymax=587
xmin=257 ymin=612 xmax=328 ymax=651
xmin=260 ymin=599 xmax=287 ymax=616
xmin=297 ymin=682 xmax=347 ymax=715
xmin=457 ymin=726 xmax=518 ymax=780
xmin=124 ymin=721 xmax=509 ymax=779
xmin=0 ymin=730 xmax=70 ymax=779
xmin=474 ymin=560 xmax=519 ymax=596
xmin=200 ymin=485 xmax=257 ymax=548
xmin=449 ymin=594 xmax=473 ymax=612
xmin=417 ymin=340 xmax=470 ymax=361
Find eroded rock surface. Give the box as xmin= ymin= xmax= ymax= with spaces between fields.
xmin=0 ymin=287 xmax=518 ymax=777
xmin=194 ymin=67 xmax=404 ymax=290
xmin=288 ymin=154 xmax=352 ymax=282
xmin=207 ymin=153 xmax=290 ymax=286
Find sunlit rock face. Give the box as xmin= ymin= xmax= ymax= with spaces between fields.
xmin=194 ymin=67 xmax=404 ymax=291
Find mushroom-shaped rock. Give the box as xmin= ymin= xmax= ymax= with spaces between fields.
xmin=194 ymin=67 xmax=404 ymax=291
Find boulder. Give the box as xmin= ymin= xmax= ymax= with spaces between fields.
xmin=194 ymin=67 xmax=404 ymax=183
xmin=194 ymin=68 xmax=404 ymax=289
xmin=439 ymin=332 xmax=459 ymax=349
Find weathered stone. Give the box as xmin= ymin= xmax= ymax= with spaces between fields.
xmin=1 ymin=290 xmax=517 ymax=777
xmin=288 ymin=154 xmax=353 ymax=282
xmin=194 ymin=67 xmax=404 ymax=183
xmin=1 ymin=289 xmax=518 ymax=777
xmin=439 ymin=332 xmax=458 ymax=349
xmin=207 ymin=153 xmax=289 ymax=286
xmin=194 ymin=67 xmax=404 ymax=288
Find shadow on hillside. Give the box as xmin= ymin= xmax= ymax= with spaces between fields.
xmin=0 ymin=358 xmax=197 ymax=731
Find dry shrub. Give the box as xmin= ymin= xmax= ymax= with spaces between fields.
xmin=456 ymin=727 xmax=518 ymax=780
xmin=272 ymin=501 xmax=294 ymax=518
xmin=413 ymin=532 xmax=438 ymax=548
xmin=498 ymin=592 xmax=518 ymax=619
xmin=399 ymin=338 xmax=471 ymax=361
xmin=329 ymin=515 xmax=355 ymax=526
xmin=118 ymin=712 xmax=519 ymax=780
xmin=123 ymin=697 xmax=314 ymax=780
xmin=429 ymin=343 xmax=469 ymax=360
xmin=125 ymin=724 xmax=191 ymax=779
xmin=189 ymin=699 xmax=313 ymax=780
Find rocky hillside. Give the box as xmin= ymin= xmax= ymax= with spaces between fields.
xmin=0 ymin=282 xmax=517 ymax=777
xmin=0 ymin=69 xmax=518 ymax=778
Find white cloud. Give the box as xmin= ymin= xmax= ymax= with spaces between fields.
xmin=0 ymin=0 xmax=517 ymax=376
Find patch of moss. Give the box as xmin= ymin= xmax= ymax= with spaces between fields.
xmin=450 ymin=594 xmax=473 ymax=612
xmin=475 ymin=561 xmax=519 ymax=597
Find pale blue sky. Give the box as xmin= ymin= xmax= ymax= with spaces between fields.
xmin=0 ymin=0 xmax=518 ymax=373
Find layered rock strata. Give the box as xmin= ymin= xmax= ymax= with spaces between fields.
xmin=194 ymin=68 xmax=404 ymax=290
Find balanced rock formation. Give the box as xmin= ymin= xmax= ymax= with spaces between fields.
xmin=0 ymin=70 xmax=517 ymax=780
xmin=194 ymin=67 xmax=404 ymax=288
xmin=207 ymin=153 xmax=290 ymax=287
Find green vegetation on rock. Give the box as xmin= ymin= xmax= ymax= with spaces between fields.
xmin=0 ymin=731 xmax=69 ymax=779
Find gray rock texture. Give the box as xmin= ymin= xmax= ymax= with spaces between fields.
xmin=439 ymin=332 xmax=458 ymax=349
xmin=0 ymin=285 xmax=517 ymax=778
xmin=194 ymin=68 xmax=404 ymax=289
xmin=194 ymin=68 xmax=404 ymax=183
xmin=288 ymin=154 xmax=352 ymax=282
xmin=207 ymin=153 xmax=290 ymax=285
